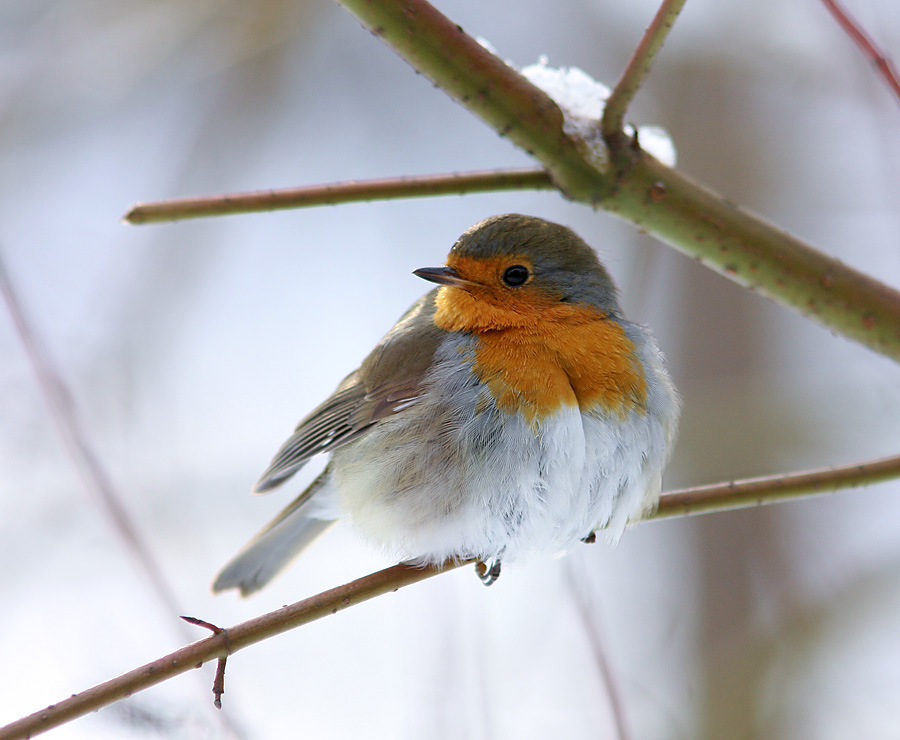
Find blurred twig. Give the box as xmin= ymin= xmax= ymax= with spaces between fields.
xmin=565 ymin=566 xmax=631 ymax=740
xmin=0 ymin=253 xmax=182 ymax=620
xmin=3 ymin=451 xmax=900 ymax=740
xmin=124 ymin=168 xmax=553 ymax=223
xmin=0 ymin=251 xmax=246 ymax=740
xmin=820 ymin=0 xmax=900 ymax=107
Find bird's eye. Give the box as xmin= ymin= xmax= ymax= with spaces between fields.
xmin=501 ymin=265 xmax=530 ymax=287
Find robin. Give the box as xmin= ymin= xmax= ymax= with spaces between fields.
xmin=213 ymin=214 xmax=680 ymax=595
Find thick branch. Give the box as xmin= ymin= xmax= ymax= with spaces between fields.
xmin=335 ymin=0 xmax=900 ymax=363
xmin=334 ymin=0 xmax=611 ymax=202
xmin=4 ymin=452 xmax=900 ymax=740
xmin=605 ymin=153 xmax=900 ymax=359
xmin=124 ymin=169 xmax=553 ymax=224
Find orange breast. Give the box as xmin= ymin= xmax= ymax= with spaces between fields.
xmin=434 ymin=286 xmax=648 ymax=423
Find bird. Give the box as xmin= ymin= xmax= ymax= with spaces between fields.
xmin=213 ymin=214 xmax=680 ymax=596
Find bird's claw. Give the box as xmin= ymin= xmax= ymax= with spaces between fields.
xmin=475 ymin=559 xmax=502 ymax=586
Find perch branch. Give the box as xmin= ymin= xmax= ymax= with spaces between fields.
xmin=0 ymin=560 xmax=465 ymax=740
xmin=4 ymin=451 xmax=900 ymax=740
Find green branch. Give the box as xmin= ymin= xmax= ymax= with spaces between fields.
xmin=608 ymin=155 xmax=900 ymax=358
xmin=335 ymin=0 xmax=900 ymax=362
xmin=335 ymin=0 xmax=611 ymax=202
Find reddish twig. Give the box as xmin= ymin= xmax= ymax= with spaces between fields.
xmin=181 ymin=617 xmax=229 ymax=708
xmin=0 ymin=250 xmax=246 ymax=738
xmin=820 ymin=0 xmax=900 ymax=106
xmin=4 ymin=449 xmax=900 ymax=738
xmin=654 ymin=452 xmax=900 ymax=519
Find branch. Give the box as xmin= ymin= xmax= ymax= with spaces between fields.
xmin=0 ymin=560 xmax=466 ymax=740
xmin=334 ymin=0 xmax=900 ymax=363
xmin=654 ymin=452 xmax=900 ymax=519
xmin=4 ymin=452 xmax=899 ymax=740
xmin=601 ymin=0 xmax=688 ymax=144
xmin=820 ymin=0 xmax=900 ymax=106
xmin=123 ymin=168 xmax=553 ymax=224
xmin=124 ymin=0 xmax=900 ymax=360
xmin=335 ymin=0 xmax=606 ymax=202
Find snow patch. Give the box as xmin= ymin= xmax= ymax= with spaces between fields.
xmin=521 ymin=59 xmax=676 ymax=167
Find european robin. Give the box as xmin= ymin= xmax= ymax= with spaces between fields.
xmin=214 ymin=214 xmax=680 ymax=595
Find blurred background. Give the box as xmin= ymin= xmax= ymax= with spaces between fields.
xmin=2 ymin=0 xmax=900 ymax=738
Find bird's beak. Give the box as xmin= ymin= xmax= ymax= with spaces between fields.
xmin=413 ymin=266 xmax=478 ymax=288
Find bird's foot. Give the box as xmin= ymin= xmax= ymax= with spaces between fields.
xmin=475 ymin=559 xmax=502 ymax=586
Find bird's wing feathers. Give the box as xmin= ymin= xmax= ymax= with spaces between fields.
xmin=253 ymin=378 xmax=368 ymax=492
xmin=253 ymin=291 xmax=446 ymax=493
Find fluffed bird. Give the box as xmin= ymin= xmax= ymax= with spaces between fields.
xmin=214 ymin=214 xmax=679 ymax=595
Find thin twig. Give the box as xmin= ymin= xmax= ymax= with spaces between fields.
xmin=565 ymin=566 xmax=631 ymax=740
xmin=600 ymin=0 xmax=689 ymax=142
xmin=181 ymin=617 xmax=228 ymax=708
xmin=124 ymin=168 xmax=553 ymax=224
xmin=4 ymin=451 xmax=900 ymax=740
xmin=819 ymin=0 xmax=900 ymax=107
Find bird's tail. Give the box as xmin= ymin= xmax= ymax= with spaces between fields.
xmin=212 ymin=467 xmax=335 ymax=596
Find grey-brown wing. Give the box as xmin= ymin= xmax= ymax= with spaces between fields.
xmin=253 ymin=291 xmax=445 ymax=494
xmin=253 ymin=374 xmax=369 ymax=492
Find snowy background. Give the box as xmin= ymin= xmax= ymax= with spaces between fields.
xmin=2 ymin=0 xmax=900 ymax=738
